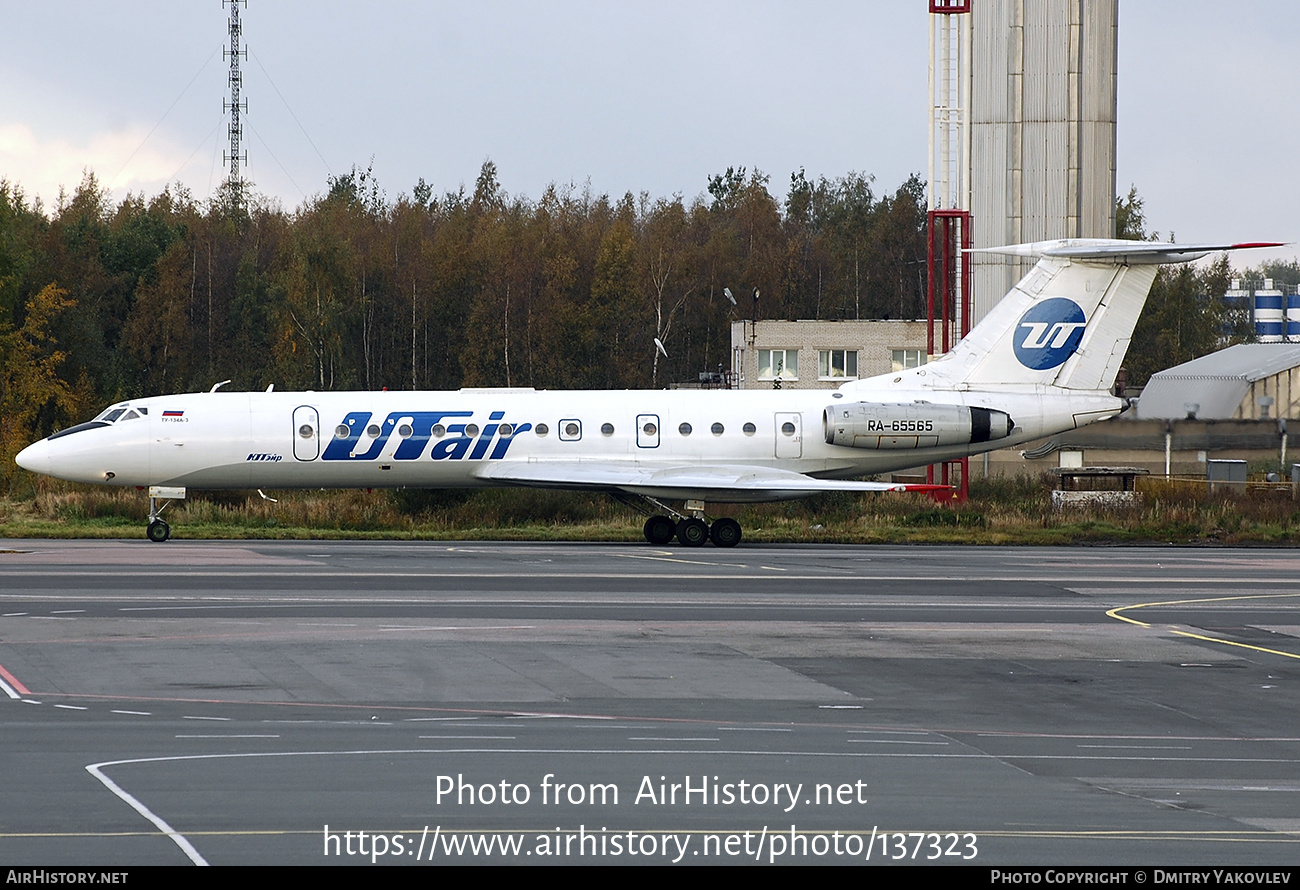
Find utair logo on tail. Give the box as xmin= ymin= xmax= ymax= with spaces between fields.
xmin=1013 ymin=297 xmax=1087 ymax=370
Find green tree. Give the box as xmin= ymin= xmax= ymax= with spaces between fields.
xmin=0 ymin=284 xmax=89 ymax=486
xmin=1126 ymin=255 xmax=1234 ymax=386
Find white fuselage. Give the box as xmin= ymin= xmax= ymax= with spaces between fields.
xmin=15 ymin=373 xmax=1124 ymax=499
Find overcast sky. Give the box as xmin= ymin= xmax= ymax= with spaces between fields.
xmin=2 ymin=2 xmax=1295 ymax=266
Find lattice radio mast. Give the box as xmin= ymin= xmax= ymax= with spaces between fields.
xmin=223 ymin=1 xmax=248 ymax=196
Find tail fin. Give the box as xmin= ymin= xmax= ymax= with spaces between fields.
xmin=939 ymin=239 xmax=1280 ymax=391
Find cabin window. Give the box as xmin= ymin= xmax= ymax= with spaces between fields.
xmin=711 ymin=422 xmax=725 ymax=436
xmin=818 ymin=349 xmax=858 ymax=379
xmin=600 ymin=423 xmax=615 ymax=436
xmin=758 ymin=349 xmax=797 ymax=380
xmin=465 ymin=424 xmax=480 ymax=437
xmin=781 ymin=421 xmax=796 ymax=436
xmin=678 ymin=422 xmax=692 ymax=436
xmin=397 ymin=424 xmax=413 ymax=438
xmin=499 ymin=423 xmax=514 ymax=437
xmin=535 ymin=423 xmax=550 ymax=436
xmin=335 ymin=424 xmax=350 ymax=438
xmin=366 ymin=424 xmax=381 ymax=437
xmin=743 ymin=422 xmax=756 ymax=435
xmin=299 ymin=424 xmax=315 ymax=439
xmin=560 ymin=420 xmax=581 ymax=441
xmin=642 ymin=422 xmax=657 ymax=436
xmin=431 ymin=424 xmax=446 ymax=438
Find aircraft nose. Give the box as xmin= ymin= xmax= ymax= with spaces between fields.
xmin=15 ymin=440 xmax=49 ymax=475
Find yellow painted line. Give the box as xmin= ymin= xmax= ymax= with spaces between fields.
xmin=1169 ymin=630 xmax=1300 ymax=661
xmin=1107 ymin=593 xmax=1300 ymax=659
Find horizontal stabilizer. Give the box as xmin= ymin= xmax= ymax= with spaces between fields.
xmin=970 ymin=239 xmax=1285 ymax=265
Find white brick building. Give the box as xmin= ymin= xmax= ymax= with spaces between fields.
xmin=730 ymin=320 xmax=930 ymax=391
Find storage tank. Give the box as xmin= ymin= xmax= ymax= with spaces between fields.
xmin=1255 ymin=280 xmax=1284 ymax=342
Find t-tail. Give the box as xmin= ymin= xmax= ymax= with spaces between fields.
xmin=932 ymin=239 xmax=1282 ymax=392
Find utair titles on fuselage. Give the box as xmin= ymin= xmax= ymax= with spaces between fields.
xmin=15 ymin=238 xmax=1280 ymax=547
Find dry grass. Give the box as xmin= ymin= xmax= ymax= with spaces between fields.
xmin=1 ymin=473 xmax=1298 ymax=545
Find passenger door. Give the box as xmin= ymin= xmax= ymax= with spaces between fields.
xmin=774 ymin=412 xmax=802 ymax=459
xmin=292 ymin=405 xmax=320 ymax=461
xmin=636 ymin=414 xmax=660 ymax=449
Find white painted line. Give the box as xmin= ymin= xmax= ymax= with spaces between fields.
xmin=175 ymin=735 xmax=280 ymax=739
xmin=2 ymin=612 xmax=27 ymax=617
xmin=846 ymin=729 xmax=931 ymax=735
xmin=376 ymin=625 xmax=536 ymax=632
xmin=111 ymin=710 xmax=152 ymax=716
xmin=182 ymin=716 xmax=232 ymax=721
xmin=716 ymin=727 xmax=794 ymax=732
xmin=417 ymin=735 xmax=517 ymax=740
xmin=1077 ymin=745 xmax=1193 ymax=750
xmin=819 ymin=705 xmax=863 ymax=709
xmin=53 ymin=704 xmax=88 ymax=710
xmin=22 ymin=699 xmax=41 ymax=705
xmin=51 ymin=609 xmax=85 ymax=614
xmin=508 ymin=712 xmax=617 ymax=720
xmin=405 ymin=717 xmax=480 ymax=722
xmin=0 ymin=678 xmax=18 ymax=700
xmin=847 ymin=739 xmax=950 ymax=745
xmin=85 ymin=762 xmax=208 ymax=866
xmin=628 ymin=737 xmax=721 ymax=742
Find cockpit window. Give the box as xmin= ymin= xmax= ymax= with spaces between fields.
xmin=120 ymin=410 xmax=140 ymax=421
xmin=102 ymin=409 xmax=126 ymax=423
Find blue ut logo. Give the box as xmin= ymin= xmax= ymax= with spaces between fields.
xmin=1013 ymin=298 xmax=1087 ymax=370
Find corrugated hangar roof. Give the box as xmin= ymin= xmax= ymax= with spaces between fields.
xmin=1135 ymin=343 xmax=1300 ymax=420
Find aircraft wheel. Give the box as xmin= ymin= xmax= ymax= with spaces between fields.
xmin=643 ymin=515 xmax=676 ymax=545
xmin=709 ymin=517 xmax=742 ymax=548
xmin=146 ymin=520 xmax=170 ymax=543
xmin=675 ymin=517 xmax=709 ymax=547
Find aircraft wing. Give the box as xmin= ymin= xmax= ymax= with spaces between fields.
xmin=473 ymin=461 xmax=948 ymax=502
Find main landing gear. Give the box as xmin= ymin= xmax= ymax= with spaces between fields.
xmin=625 ymin=495 xmax=743 ymax=548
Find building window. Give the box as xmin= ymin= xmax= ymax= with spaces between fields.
xmin=891 ymin=349 xmax=927 ymax=372
xmin=758 ymin=349 xmax=798 ymax=380
xmin=818 ymin=349 xmax=858 ymax=379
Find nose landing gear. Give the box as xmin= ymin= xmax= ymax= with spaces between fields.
xmin=145 ymin=486 xmax=185 ymax=543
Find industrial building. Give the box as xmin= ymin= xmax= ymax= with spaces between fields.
xmin=729 ymin=319 xmax=930 ymax=391
xmin=988 ymin=344 xmax=1300 ymax=479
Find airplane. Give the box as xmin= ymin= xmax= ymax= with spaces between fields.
xmin=15 ymin=238 xmax=1278 ymax=547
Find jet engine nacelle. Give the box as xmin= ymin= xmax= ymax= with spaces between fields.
xmin=823 ymin=402 xmax=1014 ymax=450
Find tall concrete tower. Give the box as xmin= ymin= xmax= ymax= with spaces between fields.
xmin=968 ymin=0 xmax=1118 ymax=320
xmin=928 ymin=1 xmax=1119 ymax=328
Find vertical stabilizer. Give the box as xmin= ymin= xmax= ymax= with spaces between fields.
xmin=933 ymin=239 xmax=1276 ymax=391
